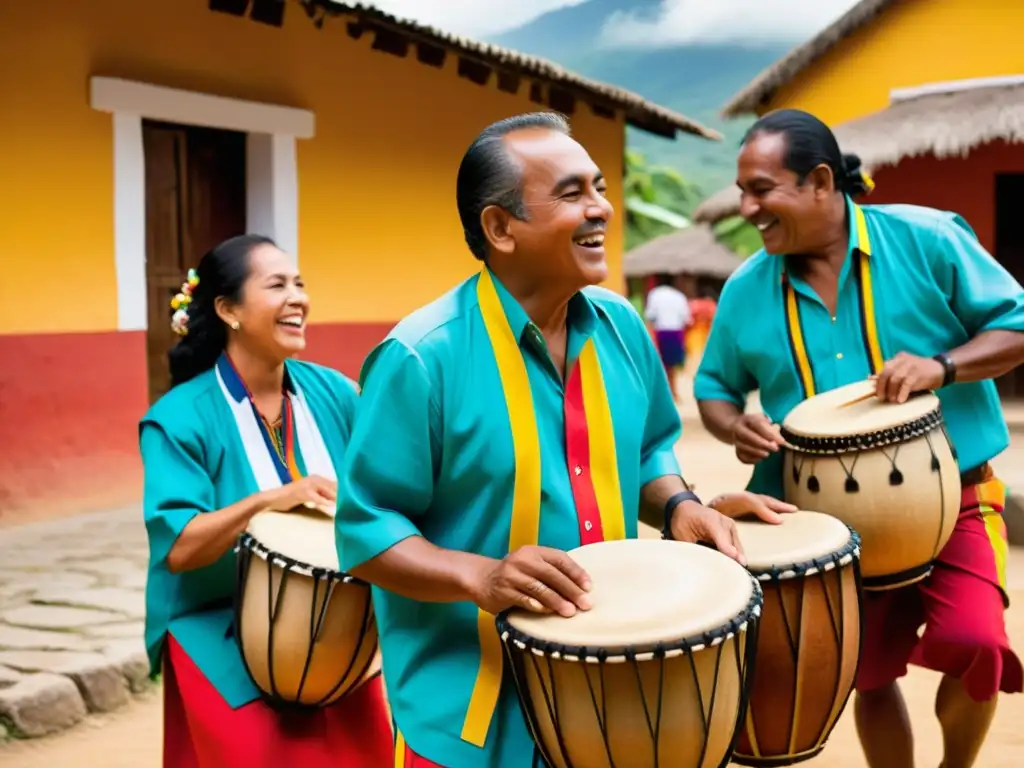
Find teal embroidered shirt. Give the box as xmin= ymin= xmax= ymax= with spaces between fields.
xmin=695 ymin=199 xmax=1024 ymax=499
xmin=335 ymin=270 xmax=682 ymax=767
xmin=140 ymin=359 xmax=359 ymax=708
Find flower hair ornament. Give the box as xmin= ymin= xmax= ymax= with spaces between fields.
xmin=170 ymin=268 xmax=199 ymax=336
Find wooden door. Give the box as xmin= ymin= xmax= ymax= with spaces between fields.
xmin=143 ymin=121 xmax=246 ymax=404
xmin=994 ymin=173 xmax=1024 ymax=399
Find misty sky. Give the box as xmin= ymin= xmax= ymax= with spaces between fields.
xmin=364 ymin=0 xmax=863 ymax=45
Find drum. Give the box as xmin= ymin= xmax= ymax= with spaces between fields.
xmin=496 ymin=539 xmax=762 ymax=768
xmin=731 ymin=511 xmax=862 ymax=766
xmin=235 ymin=509 xmax=378 ymax=707
xmin=781 ymin=380 xmax=961 ymax=590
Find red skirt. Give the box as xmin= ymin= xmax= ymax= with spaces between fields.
xmin=163 ymin=634 xmax=394 ymax=767
xmin=395 ymin=732 xmax=446 ymax=767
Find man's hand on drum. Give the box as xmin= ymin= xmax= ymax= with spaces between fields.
xmin=468 ymin=545 xmax=593 ymax=618
xmin=266 ymin=474 xmax=337 ymax=514
xmin=871 ymin=351 xmax=945 ymax=404
xmin=708 ymin=492 xmax=797 ymax=524
xmin=731 ymin=413 xmax=785 ymax=464
xmin=670 ymin=501 xmax=747 ymax=565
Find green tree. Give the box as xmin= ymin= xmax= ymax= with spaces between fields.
xmin=623 ymin=150 xmax=702 ymax=251
xmin=713 ymin=215 xmax=763 ymax=259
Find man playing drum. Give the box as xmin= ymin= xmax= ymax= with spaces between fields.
xmin=335 ymin=112 xmax=792 ymax=768
xmin=695 ymin=108 xmax=1024 ymax=768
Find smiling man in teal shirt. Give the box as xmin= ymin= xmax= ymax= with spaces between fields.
xmin=335 ymin=112 xmax=790 ymax=768
xmin=695 ymin=109 xmax=1024 ymax=768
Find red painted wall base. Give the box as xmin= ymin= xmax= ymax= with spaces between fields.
xmin=0 ymin=331 xmax=148 ymax=526
xmin=304 ymin=321 xmax=395 ymax=381
xmin=869 ymin=140 xmax=1024 ymax=253
xmin=0 ymin=322 xmax=394 ymax=525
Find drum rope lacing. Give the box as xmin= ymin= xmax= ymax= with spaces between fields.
xmin=779 ymin=408 xmax=944 ymax=456
xmin=496 ymin=578 xmax=763 ymax=768
xmin=236 ymin=532 xmax=364 ymax=582
xmin=234 ymin=533 xmax=379 ymax=709
xmin=788 ymin=414 xmax=955 ymax=495
xmin=733 ymin=526 xmax=864 ymax=767
xmin=748 ymin=528 xmax=860 ymax=667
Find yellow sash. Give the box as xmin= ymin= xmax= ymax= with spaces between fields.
xmin=459 ymin=269 xmax=626 ymax=747
xmin=783 ymin=204 xmax=884 ymax=398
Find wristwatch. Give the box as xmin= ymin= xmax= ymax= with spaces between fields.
xmin=932 ymin=352 xmax=957 ymax=388
xmin=662 ymin=489 xmax=702 ymax=541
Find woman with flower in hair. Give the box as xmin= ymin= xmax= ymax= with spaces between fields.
xmin=141 ymin=234 xmax=392 ymax=766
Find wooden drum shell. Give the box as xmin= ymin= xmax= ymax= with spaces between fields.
xmin=505 ymin=634 xmax=751 ymax=768
xmin=235 ymin=537 xmax=379 ymax=707
xmin=782 ymin=430 xmax=960 ymax=590
xmin=498 ymin=539 xmax=763 ymax=768
xmin=733 ymin=542 xmax=862 ymax=766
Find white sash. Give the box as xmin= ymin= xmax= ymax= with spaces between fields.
xmin=215 ymin=365 xmax=337 ymax=494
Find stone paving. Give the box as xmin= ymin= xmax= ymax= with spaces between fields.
xmin=0 ymin=508 xmax=152 ymax=739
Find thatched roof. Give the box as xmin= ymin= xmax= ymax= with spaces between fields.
xmin=693 ymin=186 xmax=743 ymax=225
xmin=836 ymin=79 xmax=1024 ymax=167
xmin=623 ymin=225 xmax=744 ymax=278
xmin=316 ymin=2 xmax=720 ymax=140
xmin=695 ymin=79 xmax=1024 ymax=223
xmin=722 ymin=0 xmax=897 ymax=117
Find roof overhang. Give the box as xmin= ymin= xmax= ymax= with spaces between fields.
xmin=696 ymin=77 xmax=1024 ymax=223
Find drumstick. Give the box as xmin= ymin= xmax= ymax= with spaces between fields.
xmin=839 ymin=390 xmax=878 ymax=408
xmin=839 ymin=388 xmax=931 ymax=408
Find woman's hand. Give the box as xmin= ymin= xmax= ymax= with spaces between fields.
xmin=708 ymin=492 xmax=797 ymax=524
xmin=264 ymin=474 xmax=337 ymax=515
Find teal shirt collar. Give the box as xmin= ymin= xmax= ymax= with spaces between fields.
xmin=216 ymin=352 xmax=298 ymax=403
xmin=783 ymin=195 xmax=866 ymax=303
xmin=485 ymin=268 xmax=598 ymax=346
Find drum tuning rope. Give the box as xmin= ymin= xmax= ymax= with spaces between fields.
xmin=496 ymin=581 xmax=763 ymax=768
xmin=234 ymin=532 xmax=379 ymax=710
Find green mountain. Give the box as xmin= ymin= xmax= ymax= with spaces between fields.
xmin=490 ymin=0 xmax=789 ymax=197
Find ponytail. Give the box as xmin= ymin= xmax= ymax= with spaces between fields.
xmin=840 ymin=153 xmax=875 ymax=198
xmin=166 ymin=234 xmax=275 ymax=387
xmin=744 ymin=109 xmax=875 ymax=200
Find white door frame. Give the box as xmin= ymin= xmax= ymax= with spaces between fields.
xmin=90 ymin=76 xmax=316 ymax=331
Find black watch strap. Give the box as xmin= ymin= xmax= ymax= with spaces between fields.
xmin=932 ymin=352 xmax=957 ymax=387
xmin=662 ymin=490 xmax=702 ymax=540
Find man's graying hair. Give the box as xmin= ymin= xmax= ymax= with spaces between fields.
xmin=456 ymin=111 xmax=572 ymax=261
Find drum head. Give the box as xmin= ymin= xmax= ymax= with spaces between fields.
xmin=783 ymin=380 xmax=939 ymax=438
xmin=733 ymin=511 xmax=851 ymax=572
xmin=505 ymin=539 xmax=754 ymax=649
xmin=246 ymin=510 xmax=340 ymax=572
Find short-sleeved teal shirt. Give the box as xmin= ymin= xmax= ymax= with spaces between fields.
xmin=335 ymin=269 xmax=683 ymax=767
xmin=695 ymin=198 xmax=1024 ymax=498
xmin=141 ymin=357 xmax=359 ymax=708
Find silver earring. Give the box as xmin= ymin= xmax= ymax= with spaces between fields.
xmin=230 ymin=321 xmax=240 ymax=331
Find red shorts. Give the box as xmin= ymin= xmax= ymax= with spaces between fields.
xmin=163 ymin=634 xmax=394 ymax=767
xmin=855 ymin=477 xmax=1023 ymax=702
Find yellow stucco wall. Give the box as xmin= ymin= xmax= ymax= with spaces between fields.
xmin=764 ymin=0 xmax=1024 ymax=125
xmin=0 ymin=0 xmax=627 ymax=334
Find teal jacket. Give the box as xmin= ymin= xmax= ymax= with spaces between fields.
xmin=140 ymin=356 xmax=359 ymax=708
